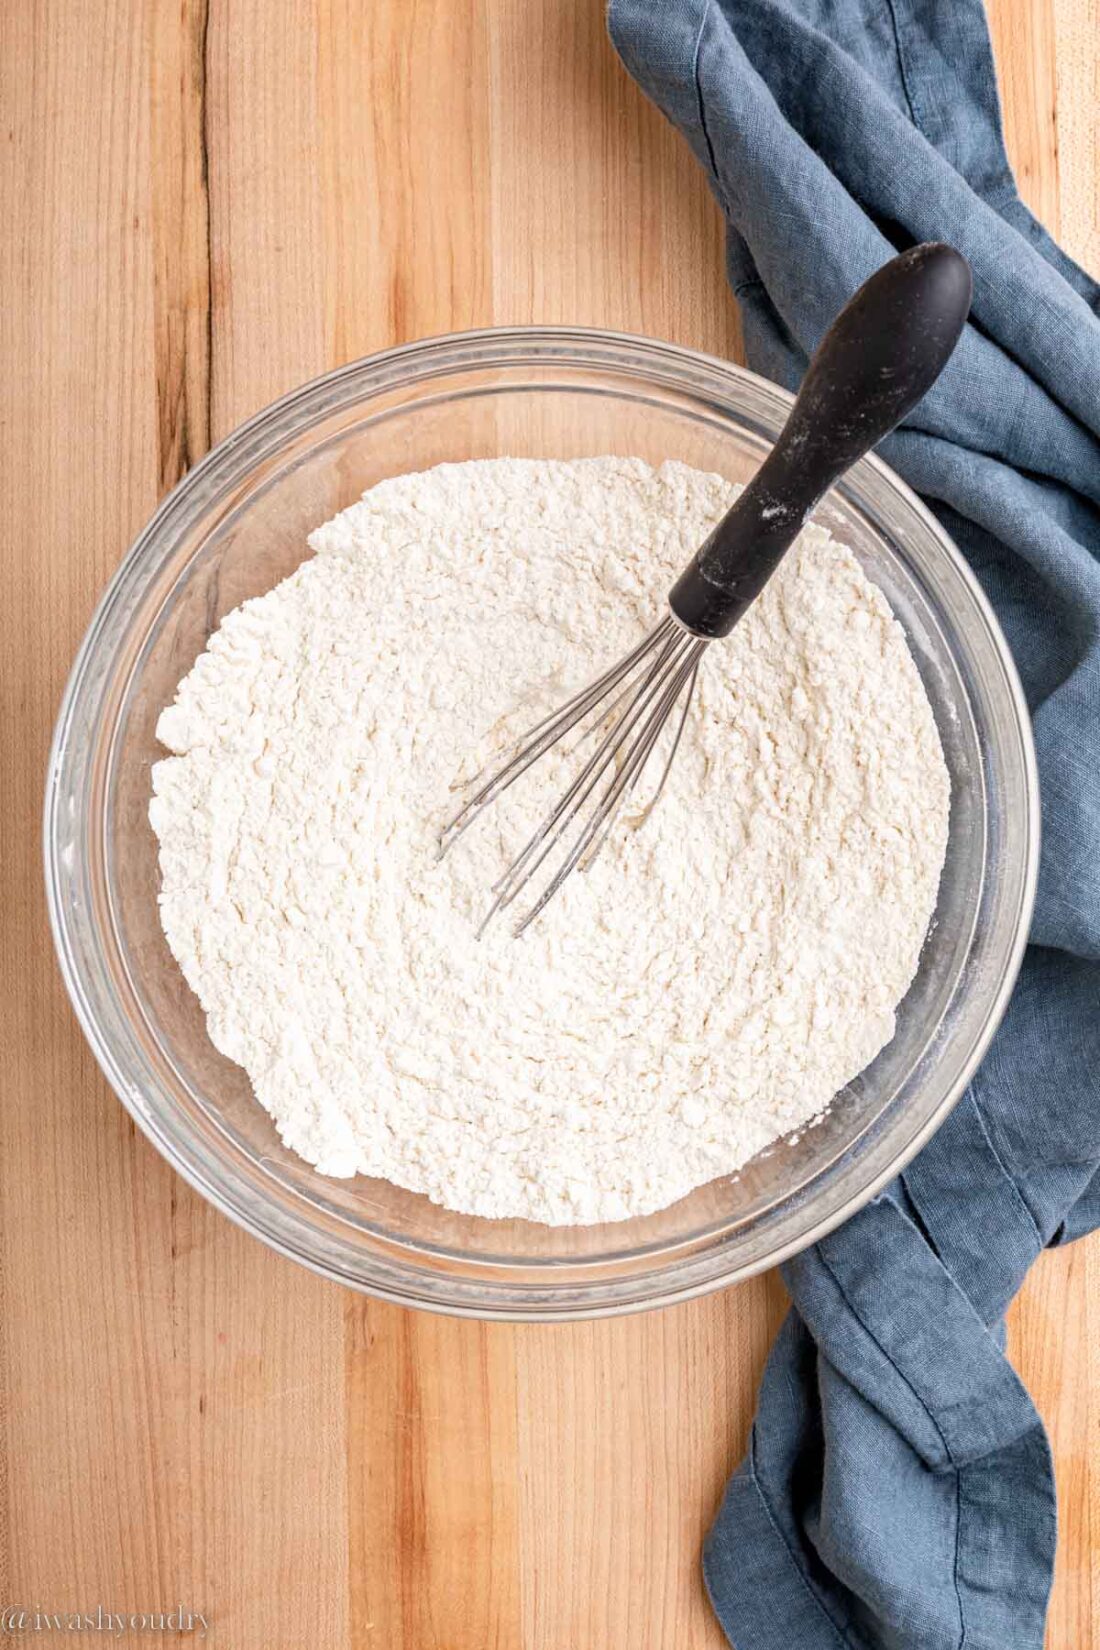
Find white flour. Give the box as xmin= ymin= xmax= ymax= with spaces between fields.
xmin=150 ymin=457 xmax=950 ymax=1225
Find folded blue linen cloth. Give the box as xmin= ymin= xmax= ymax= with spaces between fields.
xmin=608 ymin=3 xmax=1100 ymax=1644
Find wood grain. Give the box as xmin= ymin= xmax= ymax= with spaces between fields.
xmin=0 ymin=2 xmax=1095 ymax=1647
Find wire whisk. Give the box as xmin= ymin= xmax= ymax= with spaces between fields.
xmin=439 ymin=615 xmax=706 ymax=936
xmin=438 ymin=245 xmax=972 ymax=934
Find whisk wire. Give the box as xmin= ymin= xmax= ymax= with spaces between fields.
xmin=481 ymin=625 xmax=696 ymax=929
xmin=438 ymin=608 xmax=708 ymax=935
xmin=510 ymin=638 xmax=706 ymax=936
xmin=493 ymin=624 xmax=685 ymax=889
xmin=438 ymin=615 xmax=677 ymax=859
xmin=579 ymin=651 xmax=701 ymax=872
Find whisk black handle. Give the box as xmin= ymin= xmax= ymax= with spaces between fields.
xmin=668 ymin=243 xmax=972 ymax=640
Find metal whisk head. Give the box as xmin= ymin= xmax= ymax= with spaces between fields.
xmin=438 ymin=614 xmax=707 ymax=935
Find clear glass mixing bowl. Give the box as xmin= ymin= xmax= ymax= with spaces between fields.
xmin=45 ymin=328 xmax=1038 ymax=1319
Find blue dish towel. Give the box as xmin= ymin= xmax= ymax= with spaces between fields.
xmin=608 ymin=2 xmax=1100 ymax=1646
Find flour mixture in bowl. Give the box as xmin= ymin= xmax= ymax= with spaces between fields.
xmin=149 ymin=457 xmax=950 ymax=1225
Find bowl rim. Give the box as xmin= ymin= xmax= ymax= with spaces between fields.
xmin=43 ymin=323 xmax=1041 ymax=1319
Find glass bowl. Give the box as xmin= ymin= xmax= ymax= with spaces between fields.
xmin=44 ymin=328 xmax=1038 ymax=1319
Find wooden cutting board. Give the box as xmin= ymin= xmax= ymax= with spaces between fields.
xmin=1 ymin=2 xmax=1096 ymax=1645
